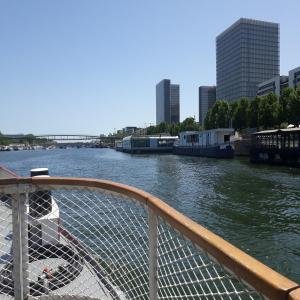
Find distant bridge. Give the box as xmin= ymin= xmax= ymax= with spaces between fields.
xmin=3 ymin=134 xmax=119 ymax=143
xmin=35 ymin=134 xmax=101 ymax=141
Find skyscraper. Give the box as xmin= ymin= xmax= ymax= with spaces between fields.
xmin=199 ymin=86 xmax=216 ymax=126
xmin=216 ymin=18 xmax=279 ymax=102
xmin=156 ymin=79 xmax=180 ymax=125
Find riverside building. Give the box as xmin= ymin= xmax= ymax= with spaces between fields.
xmin=216 ymin=18 xmax=279 ymax=102
xmin=256 ymin=66 xmax=300 ymax=97
xmin=289 ymin=66 xmax=300 ymax=89
xmin=199 ymin=86 xmax=216 ymax=126
xmin=156 ymin=79 xmax=180 ymax=124
xmin=257 ymin=76 xmax=288 ymax=97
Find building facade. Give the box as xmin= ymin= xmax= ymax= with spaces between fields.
xmin=156 ymin=79 xmax=180 ymax=124
xmin=257 ymin=76 xmax=288 ymax=97
xmin=199 ymin=86 xmax=216 ymax=126
xmin=216 ymin=18 xmax=279 ymax=102
xmin=289 ymin=67 xmax=300 ymax=89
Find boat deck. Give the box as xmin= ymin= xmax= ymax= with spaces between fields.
xmin=0 ymin=203 xmax=117 ymax=299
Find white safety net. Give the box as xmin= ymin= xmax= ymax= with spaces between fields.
xmin=0 ymin=185 xmax=265 ymax=299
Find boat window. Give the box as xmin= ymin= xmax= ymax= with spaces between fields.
xmin=224 ymin=134 xmax=230 ymax=142
xmin=132 ymin=139 xmax=150 ymax=148
xmin=157 ymin=139 xmax=175 ymax=147
xmin=186 ymin=134 xmax=199 ymax=143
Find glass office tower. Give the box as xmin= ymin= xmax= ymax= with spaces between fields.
xmin=216 ymin=18 xmax=279 ymax=102
xmin=199 ymin=86 xmax=216 ymax=126
xmin=156 ymin=79 xmax=180 ymax=125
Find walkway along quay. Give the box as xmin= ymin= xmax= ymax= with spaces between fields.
xmin=0 ymin=167 xmax=299 ymax=299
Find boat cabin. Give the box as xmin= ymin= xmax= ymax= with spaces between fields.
xmin=179 ymin=128 xmax=234 ymax=147
xmin=122 ymin=136 xmax=178 ymax=153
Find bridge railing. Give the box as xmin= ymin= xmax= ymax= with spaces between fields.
xmin=0 ymin=177 xmax=299 ymax=299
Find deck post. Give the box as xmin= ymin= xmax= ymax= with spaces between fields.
xmin=148 ymin=208 xmax=158 ymax=300
xmin=12 ymin=186 xmax=29 ymax=300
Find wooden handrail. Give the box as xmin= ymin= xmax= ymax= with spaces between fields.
xmin=0 ymin=176 xmax=299 ymax=299
xmin=290 ymin=289 xmax=300 ymax=300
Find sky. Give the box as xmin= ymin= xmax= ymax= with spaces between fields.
xmin=1 ymin=0 xmax=300 ymax=135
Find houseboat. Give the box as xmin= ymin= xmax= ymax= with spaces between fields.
xmin=115 ymin=140 xmax=123 ymax=152
xmin=122 ymin=135 xmax=178 ymax=154
xmin=173 ymin=128 xmax=235 ymax=158
xmin=250 ymin=127 xmax=300 ymax=167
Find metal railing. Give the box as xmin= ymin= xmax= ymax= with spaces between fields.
xmin=0 ymin=177 xmax=299 ymax=300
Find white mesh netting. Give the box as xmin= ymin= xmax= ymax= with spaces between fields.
xmin=0 ymin=185 xmax=264 ymax=299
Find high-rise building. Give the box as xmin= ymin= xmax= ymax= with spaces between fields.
xmin=216 ymin=18 xmax=279 ymax=102
xmin=289 ymin=66 xmax=300 ymax=89
xmin=257 ymin=76 xmax=288 ymax=97
xmin=156 ymin=79 xmax=180 ymax=125
xmin=199 ymin=86 xmax=216 ymax=126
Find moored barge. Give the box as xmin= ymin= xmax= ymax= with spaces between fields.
xmin=173 ymin=128 xmax=235 ymax=158
xmin=122 ymin=135 xmax=178 ymax=154
xmin=250 ymin=127 xmax=300 ymax=166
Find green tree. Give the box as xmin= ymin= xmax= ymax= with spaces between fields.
xmin=214 ymin=100 xmax=230 ymax=128
xmin=258 ymin=93 xmax=279 ymax=129
xmin=204 ymin=109 xmax=213 ymax=129
xmin=0 ymin=131 xmax=9 ymax=146
xmin=179 ymin=117 xmax=200 ymax=132
xmin=289 ymin=87 xmax=300 ymax=125
xmin=249 ymin=96 xmax=260 ymax=129
xmin=232 ymin=98 xmax=250 ymax=130
xmin=278 ymin=88 xmax=294 ymax=124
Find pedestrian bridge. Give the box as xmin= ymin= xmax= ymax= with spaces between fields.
xmin=3 ymin=134 xmax=118 ymax=142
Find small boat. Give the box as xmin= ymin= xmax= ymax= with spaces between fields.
xmin=173 ymin=128 xmax=235 ymax=158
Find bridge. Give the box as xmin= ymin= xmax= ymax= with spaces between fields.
xmin=35 ymin=134 xmax=101 ymax=141
xmin=2 ymin=134 xmax=120 ymax=146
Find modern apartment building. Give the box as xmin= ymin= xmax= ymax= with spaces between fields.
xmin=257 ymin=76 xmax=288 ymax=97
xmin=156 ymin=79 xmax=180 ymax=125
xmin=199 ymin=86 xmax=216 ymax=126
xmin=256 ymin=66 xmax=300 ymax=97
xmin=289 ymin=66 xmax=300 ymax=89
xmin=216 ymin=18 xmax=279 ymax=102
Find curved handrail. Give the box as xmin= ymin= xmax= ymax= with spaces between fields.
xmin=0 ymin=176 xmax=299 ymax=299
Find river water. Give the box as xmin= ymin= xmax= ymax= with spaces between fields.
xmin=0 ymin=148 xmax=299 ymax=283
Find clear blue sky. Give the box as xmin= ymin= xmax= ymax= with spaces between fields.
xmin=1 ymin=0 xmax=299 ymax=135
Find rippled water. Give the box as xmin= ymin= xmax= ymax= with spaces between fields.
xmin=0 ymin=148 xmax=299 ymax=282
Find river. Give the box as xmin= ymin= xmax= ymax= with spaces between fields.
xmin=0 ymin=148 xmax=299 ymax=283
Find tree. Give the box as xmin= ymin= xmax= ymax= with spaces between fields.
xmin=204 ymin=109 xmax=213 ymax=129
xmin=179 ymin=117 xmax=200 ymax=132
xmin=232 ymin=98 xmax=250 ymax=130
xmin=249 ymin=96 xmax=260 ymax=129
xmin=214 ymin=100 xmax=230 ymax=128
xmin=258 ymin=93 xmax=279 ymax=129
xmin=279 ymin=88 xmax=294 ymax=124
xmin=288 ymin=88 xmax=300 ymax=125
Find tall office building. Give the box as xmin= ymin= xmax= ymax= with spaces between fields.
xmin=156 ymin=79 xmax=180 ymax=125
xmin=199 ymin=86 xmax=216 ymax=126
xmin=216 ymin=18 xmax=279 ymax=102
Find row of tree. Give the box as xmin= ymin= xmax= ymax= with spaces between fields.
xmin=0 ymin=132 xmax=49 ymax=146
xmin=146 ymin=117 xmax=200 ymax=136
xmin=204 ymin=87 xmax=300 ymax=130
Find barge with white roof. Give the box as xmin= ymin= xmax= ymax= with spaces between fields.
xmin=173 ymin=128 xmax=235 ymax=158
xmin=122 ymin=135 xmax=178 ymax=154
